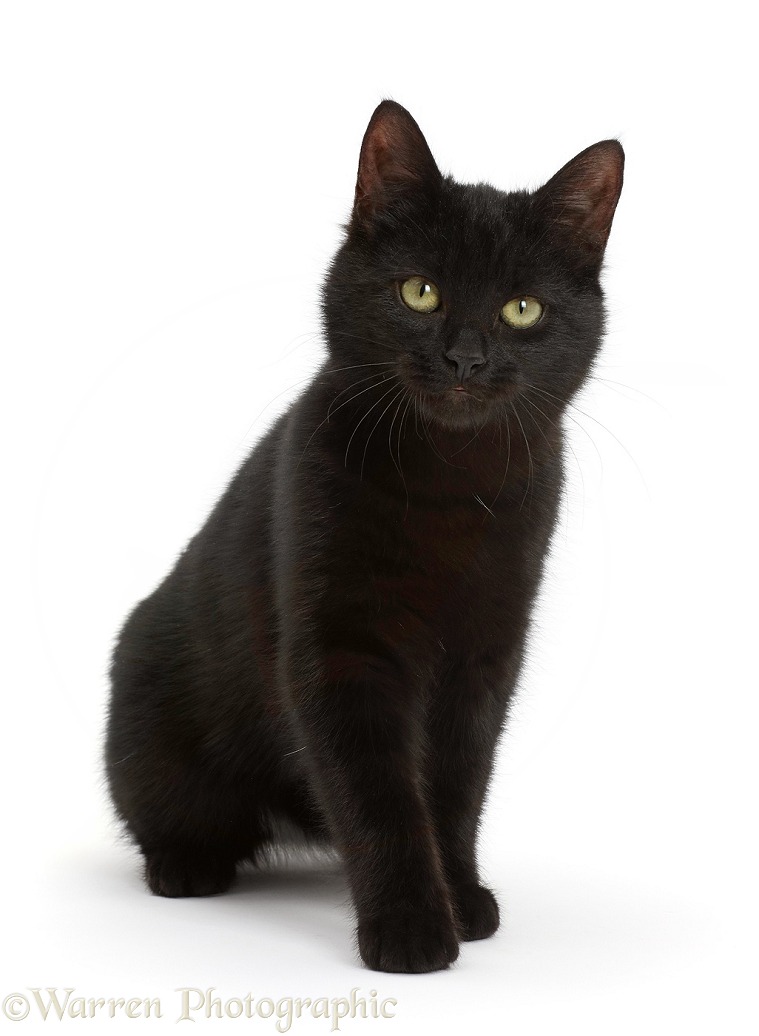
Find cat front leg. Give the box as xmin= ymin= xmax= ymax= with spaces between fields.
xmin=284 ymin=645 xmax=459 ymax=973
xmin=425 ymin=647 xmax=523 ymax=941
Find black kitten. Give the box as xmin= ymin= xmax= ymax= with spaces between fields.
xmin=105 ymin=101 xmax=623 ymax=973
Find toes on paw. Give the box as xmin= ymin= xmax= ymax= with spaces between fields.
xmin=144 ymin=851 xmax=235 ymax=898
xmin=358 ymin=913 xmax=459 ymax=973
xmin=454 ymin=884 xmax=500 ymax=941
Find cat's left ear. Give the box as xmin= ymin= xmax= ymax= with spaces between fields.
xmin=535 ymin=140 xmax=624 ymax=264
xmin=352 ymin=100 xmax=442 ymax=229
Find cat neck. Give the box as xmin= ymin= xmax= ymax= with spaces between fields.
xmin=311 ymin=373 xmax=562 ymax=505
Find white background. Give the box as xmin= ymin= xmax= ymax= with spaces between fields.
xmin=1 ymin=1 xmax=757 ymax=1032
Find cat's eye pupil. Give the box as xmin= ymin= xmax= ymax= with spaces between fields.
xmin=419 ymin=284 xmax=427 ymax=297
xmin=519 ymin=299 xmax=527 ymax=314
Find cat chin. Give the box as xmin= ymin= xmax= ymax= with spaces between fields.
xmin=418 ymin=389 xmax=499 ymax=431
xmin=417 ymin=383 xmax=525 ymax=432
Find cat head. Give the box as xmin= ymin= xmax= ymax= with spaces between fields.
xmin=322 ymin=100 xmax=623 ymax=431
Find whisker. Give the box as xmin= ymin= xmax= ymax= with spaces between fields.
xmin=359 ymin=384 xmax=407 ymax=481
xmin=241 ymin=361 xmax=398 ymax=445
xmin=449 ymin=412 xmax=489 ymax=457
xmin=474 ymin=493 xmax=495 ymax=518
xmin=328 ymin=329 xmax=403 ymax=350
xmin=518 ymin=395 xmax=557 ymax=457
xmin=417 ymin=400 xmax=467 ymax=468
xmin=511 ymin=402 xmax=534 ymax=512
xmin=385 ymin=390 xmax=408 ymax=505
xmin=532 ymin=386 xmax=649 ymax=498
xmin=421 ymin=411 xmax=450 ymax=466
xmin=402 ymin=393 xmax=414 ymax=519
xmin=487 ymin=411 xmax=512 ymax=516
xmin=394 ymin=392 xmax=413 ymax=521
xmin=240 ymin=374 xmax=314 ymax=444
xmin=591 ymin=375 xmax=667 ymax=412
xmin=320 ymin=360 xmax=397 ymax=374
xmin=573 ymin=401 xmax=650 ymax=498
xmin=327 ymin=370 xmax=395 ymax=420
xmin=524 ymin=383 xmax=605 ymax=477
xmin=297 ymin=372 xmax=398 ymax=473
xmin=344 ymin=378 xmax=403 ymax=471
xmin=527 ymin=380 xmax=649 ymax=499
xmin=521 ymin=391 xmax=585 ymax=528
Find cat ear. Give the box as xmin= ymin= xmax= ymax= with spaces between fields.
xmin=352 ymin=101 xmax=442 ymax=227
xmin=535 ymin=140 xmax=624 ymax=263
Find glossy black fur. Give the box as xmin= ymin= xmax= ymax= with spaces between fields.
xmin=105 ymin=102 xmax=623 ymax=973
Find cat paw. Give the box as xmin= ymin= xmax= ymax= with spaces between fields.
xmin=452 ymin=883 xmax=500 ymax=941
xmin=144 ymin=848 xmax=236 ymax=898
xmin=357 ymin=910 xmax=459 ymax=973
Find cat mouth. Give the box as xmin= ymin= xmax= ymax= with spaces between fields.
xmin=416 ymin=386 xmax=493 ymax=430
xmin=417 ymin=382 xmax=521 ymax=428
xmin=450 ymin=386 xmax=482 ymax=401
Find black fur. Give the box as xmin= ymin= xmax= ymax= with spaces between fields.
xmin=105 ymin=101 xmax=624 ymax=973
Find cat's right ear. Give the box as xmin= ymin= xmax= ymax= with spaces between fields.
xmin=352 ymin=101 xmax=442 ymax=230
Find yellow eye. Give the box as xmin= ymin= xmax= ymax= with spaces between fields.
xmin=400 ymin=276 xmax=441 ymax=313
xmin=501 ymin=296 xmax=543 ymax=328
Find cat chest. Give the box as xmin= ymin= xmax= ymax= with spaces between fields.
xmin=324 ymin=501 xmax=532 ymax=644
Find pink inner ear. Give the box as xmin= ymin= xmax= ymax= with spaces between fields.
xmin=361 ymin=123 xmax=415 ymax=195
xmin=544 ymin=141 xmax=624 ymax=253
xmin=353 ymin=102 xmax=441 ymax=223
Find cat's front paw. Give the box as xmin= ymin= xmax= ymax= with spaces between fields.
xmin=452 ymin=882 xmax=500 ymax=941
xmin=358 ymin=910 xmax=459 ymax=973
xmin=144 ymin=848 xmax=236 ymax=898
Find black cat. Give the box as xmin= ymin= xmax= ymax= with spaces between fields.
xmin=105 ymin=100 xmax=624 ymax=973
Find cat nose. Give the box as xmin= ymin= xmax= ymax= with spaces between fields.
xmin=444 ymin=330 xmax=488 ymax=383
